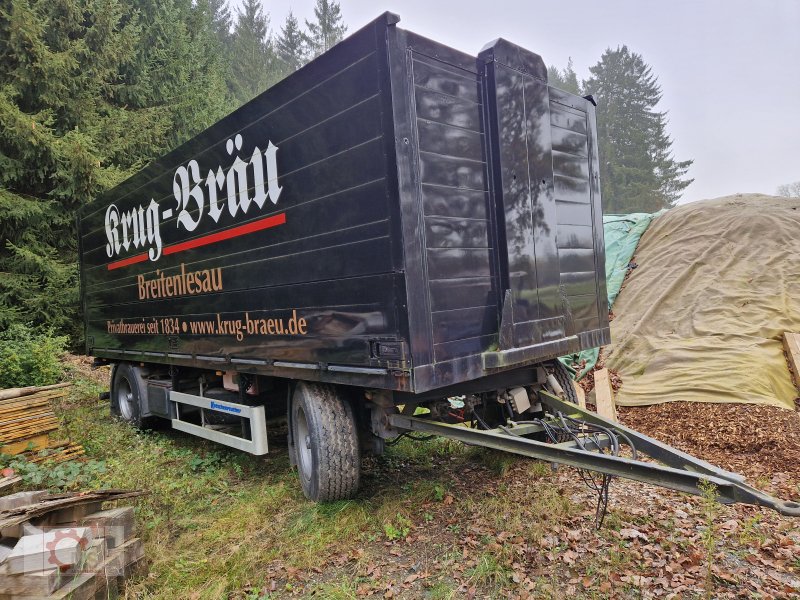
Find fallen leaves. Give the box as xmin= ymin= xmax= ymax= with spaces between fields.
xmin=619 ymin=527 xmax=649 ymax=542
xmin=241 ymin=416 xmax=800 ymax=600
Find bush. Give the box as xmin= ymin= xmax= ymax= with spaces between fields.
xmin=0 ymin=324 xmax=67 ymax=388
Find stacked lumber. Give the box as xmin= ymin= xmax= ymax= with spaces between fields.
xmin=0 ymin=490 xmax=146 ymax=599
xmin=0 ymin=384 xmax=83 ymax=467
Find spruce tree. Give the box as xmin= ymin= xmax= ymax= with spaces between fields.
xmin=120 ymin=0 xmax=231 ymax=147
xmin=198 ymin=0 xmax=233 ymax=48
xmin=0 ymin=0 xmax=141 ymax=339
xmin=0 ymin=0 xmax=231 ymax=342
xmin=547 ymin=58 xmax=581 ymax=95
xmin=194 ymin=0 xmax=235 ymax=108
xmin=305 ymin=0 xmax=346 ymax=57
xmin=229 ymin=0 xmax=278 ymax=105
xmin=276 ymin=11 xmax=309 ymax=77
xmin=584 ymin=46 xmax=693 ymax=213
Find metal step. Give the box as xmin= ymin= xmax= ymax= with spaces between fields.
xmin=170 ymin=391 xmax=268 ymax=455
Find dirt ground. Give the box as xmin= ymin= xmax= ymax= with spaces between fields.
xmin=270 ymin=402 xmax=800 ymax=599
xmin=31 ymin=355 xmax=799 ymax=598
xmin=241 ymin=417 xmax=800 ymax=600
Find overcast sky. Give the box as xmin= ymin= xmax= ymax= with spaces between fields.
xmin=238 ymin=0 xmax=799 ymax=203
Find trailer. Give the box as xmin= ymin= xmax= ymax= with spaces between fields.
xmin=77 ymin=13 xmax=800 ymax=517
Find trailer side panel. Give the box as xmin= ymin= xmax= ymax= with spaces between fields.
xmin=79 ymin=17 xmax=410 ymax=386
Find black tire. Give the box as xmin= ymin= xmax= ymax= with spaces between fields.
xmin=290 ymin=382 xmax=360 ymax=502
xmin=111 ymin=362 xmax=152 ymax=429
xmin=547 ymin=360 xmax=579 ymax=405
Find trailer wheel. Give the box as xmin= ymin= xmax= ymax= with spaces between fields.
xmin=547 ymin=360 xmax=579 ymax=405
xmin=290 ymin=382 xmax=360 ymax=502
xmin=111 ymin=363 xmax=150 ymax=428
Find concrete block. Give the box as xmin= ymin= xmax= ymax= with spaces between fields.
xmin=0 ymin=562 xmax=64 ymax=596
xmin=47 ymin=572 xmax=96 ymax=600
xmin=65 ymin=537 xmax=107 ymax=576
xmin=95 ymin=538 xmax=143 ymax=580
xmin=22 ymin=519 xmax=46 ymax=536
xmin=5 ymin=527 xmax=93 ymax=574
xmin=0 ymin=490 xmax=46 ymax=512
xmin=80 ymin=508 xmax=134 ymax=550
xmin=51 ymin=502 xmax=103 ymax=526
xmin=0 ymin=538 xmax=14 ymax=563
xmin=94 ymin=572 xmax=119 ymax=600
xmin=0 ymin=525 xmax=20 ymax=539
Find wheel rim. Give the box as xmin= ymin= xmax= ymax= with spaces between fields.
xmin=296 ymin=405 xmax=313 ymax=480
xmin=117 ymin=376 xmax=135 ymax=421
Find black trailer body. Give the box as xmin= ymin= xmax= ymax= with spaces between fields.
xmin=78 ymin=13 xmax=609 ymax=397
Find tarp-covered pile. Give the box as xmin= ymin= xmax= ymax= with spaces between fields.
xmin=606 ymin=194 xmax=800 ymax=410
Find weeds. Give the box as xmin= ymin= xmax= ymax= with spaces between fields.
xmin=382 ymin=435 xmax=463 ymax=468
xmin=0 ymin=452 xmax=106 ymax=490
xmin=411 ymin=479 xmax=449 ymax=503
xmin=699 ymin=481 xmax=720 ymax=600
xmin=60 ymin=396 xmax=456 ymax=597
xmin=472 ymin=448 xmax=518 ymax=476
xmin=47 ymin=373 xmax=796 ymax=599
xmin=309 ymin=577 xmax=358 ymax=599
xmin=466 ymin=551 xmax=512 ymax=587
xmin=427 ymin=580 xmax=457 ymax=600
xmin=383 ymin=513 xmax=412 ymax=540
xmin=738 ymin=513 xmax=764 ymax=546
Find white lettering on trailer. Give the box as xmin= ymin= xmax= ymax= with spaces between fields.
xmin=104 ymin=134 xmax=281 ymax=263
xmin=105 ymin=200 xmax=162 ymax=261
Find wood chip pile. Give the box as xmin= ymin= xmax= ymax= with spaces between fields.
xmin=619 ymin=402 xmax=800 ymax=498
xmin=0 ymin=384 xmax=83 ymax=490
xmin=0 ymin=489 xmax=146 ymax=599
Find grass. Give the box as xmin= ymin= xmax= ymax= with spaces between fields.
xmin=72 ymin=403 xmax=568 ymax=600
xmin=470 ymin=448 xmax=519 ymax=476
xmin=305 ymin=577 xmax=359 ymax=599
xmin=427 ymin=580 xmax=458 ymax=600
xmin=699 ymin=481 xmax=721 ymax=600
xmin=53 ymin=390 xmax=488 ymax=598
xmin=58 ymin=399 xmax=364 ymax=596
xmin=465 ymin=551 xmax=513 ymax=587
xmin=38 ymin=377 xmax=795 ymax=599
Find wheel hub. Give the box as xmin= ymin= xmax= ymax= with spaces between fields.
xmin=296 ymin=406 xmax=313 ymax=479
xmin=117 ymin=377 xmax=134 ymax=421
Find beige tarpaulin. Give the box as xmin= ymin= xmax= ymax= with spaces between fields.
xmin=606 ymin=194 xmax=800 ymax=410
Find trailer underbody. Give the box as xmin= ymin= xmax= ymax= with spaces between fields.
xmin=107 ymin=359 xmax=800 ymax=520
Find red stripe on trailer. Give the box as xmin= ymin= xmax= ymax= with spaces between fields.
xmin=107 ymin=212 xmax=287 ymax=271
